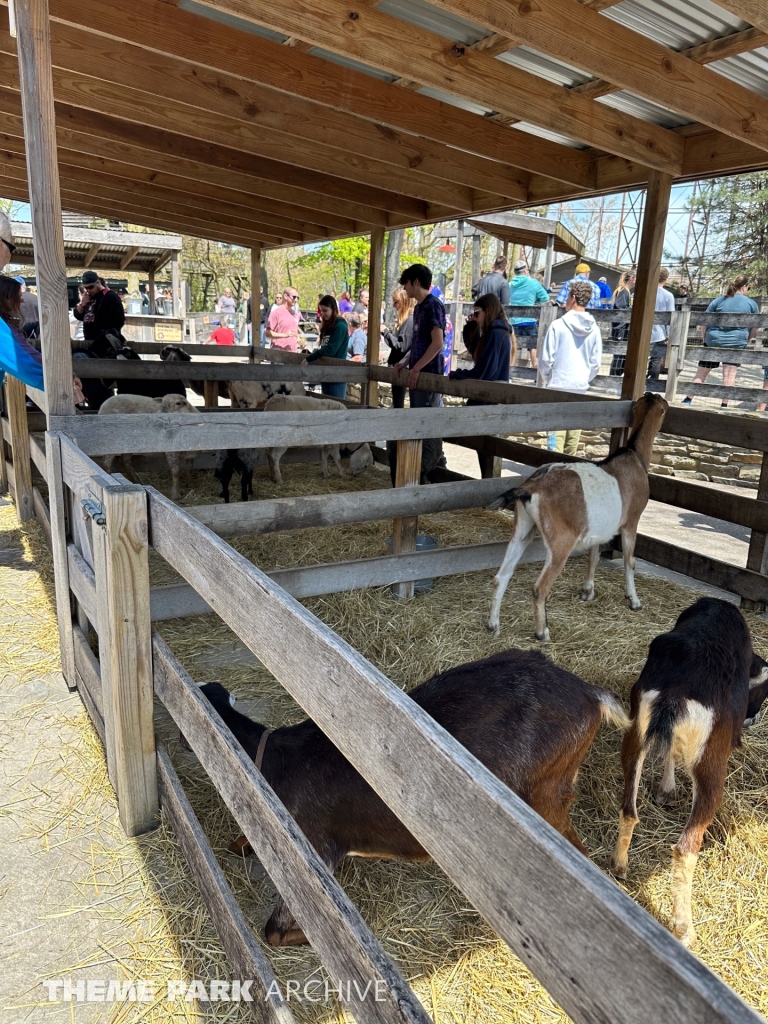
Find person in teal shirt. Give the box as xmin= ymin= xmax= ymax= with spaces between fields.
xmin=303 ymin=294 xmax=349 ymax=399
xmin=509 ymin=261 xmax=551 ymax=370
xmin=0 ymin=275 xmax=45 ymax=390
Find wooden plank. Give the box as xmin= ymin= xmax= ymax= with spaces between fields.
xmin=663 ymin=406 xmax=768 ymax=452
xmin=664 ymin=307 xmax=690 ymax=403
xmin=429 ymin=0 xmax=768 ymax=156
xmin=391 ymin=439 xmax=422 ymax=601
xmin=53 ymin=401 xmax=633 ymax=457
xmin=184 ymin=477 xmax=519 ymax=538
xmin=13 ymin=0 xmax=74 ymax=416
xmin=152 ymin=633 xmax=432 ymax=1024
xmin=5 ymin=456 xmax=14 ymax=496
xmin=621 ymin=170 xmax=673 ymax=403
xmin=146 ymin=487 xmax=760 ymax=1024
xmin=128 ymin=341 xmax=252 ymax=358
xmin=32 ymin=485 xmax=51 ymax=546
xmin=714 ymin=1 xmax=768 ymax=35
xmin=366 ymin=226 xmax=385 ymax=407
xmin=633 ymin=533 xmax=768 ymax=603
xmin=199 ymin=0 xmax=684 ymax=174
xmin=202 ymin=379 xmax=218 ymax=409
xmin=74 ymin=359 xmax=368 ymax=383
xmin=147 ymin=538 xmax=546 ymax=621
xmin=744 ymin=453 xmax=768 ymax=609
xmin=67 ymin=542 xmax=97 ymax=628
xmin=119 ymin=245 xmax=141 ymax=270
xmin=72 ymin=623 xmax=106 ymax=744
xmin=28 ymin=432 xmax=48 ymax=481
xmin=56 ymin=431 xmax=113 ymax=497
xmin=91 ymin=483 xmax=158 ymax=836
xmin=155 ymin=745 xmax=296 ymax=1024
xmin=5 ymin=375 xmax=34 ymax=520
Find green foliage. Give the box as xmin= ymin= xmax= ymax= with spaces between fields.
xmin=688 ymin=173 xmax=768 ymax=294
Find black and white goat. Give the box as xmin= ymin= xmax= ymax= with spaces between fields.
xmin=190 ymin=649 xmax=628 ymax=946
xmin=611 ymin=598 xmax=768 ymax=949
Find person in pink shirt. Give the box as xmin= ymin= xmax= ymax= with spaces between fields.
xmin=266 ymin=287 xmax=301 ymax=351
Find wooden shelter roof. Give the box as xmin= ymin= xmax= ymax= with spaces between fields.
xmin=9 ymin=220 xmax=182 ymax=272
xmin=2 ymin=0 xmax=768 ymax=249
xmin=466 ymin=212 xmax=585 ymax=257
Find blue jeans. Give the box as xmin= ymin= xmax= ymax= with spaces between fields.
xmin=321 ymin=382 xmax=347 ymax=400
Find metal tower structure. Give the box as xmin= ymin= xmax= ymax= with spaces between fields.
xmin=614 ymin=190 xmax=645 ymax=268
xmin=680 ymin=180 xmax=715 ymax=294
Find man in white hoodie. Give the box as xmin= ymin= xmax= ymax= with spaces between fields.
xmin=538 ymin=280 xmax=602 ymax=455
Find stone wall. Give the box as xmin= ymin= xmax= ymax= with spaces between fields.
xmin=512 ymin=429 xmax=762 ymax=488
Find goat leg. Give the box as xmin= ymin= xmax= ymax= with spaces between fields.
xmin=621 ymin=526 xmax=642 ymax=610
xmin=580 ymin=544 xmax=600 ymax=602
xmin=487 ymin=507 xmax=535 ymax=637
xmin=265 ymin=842 xmax=342 ymax=947
xmin=611 ymin=722 xmax=645 ymax=879
xmin=267 ymin=448 xmax=284 ymax=485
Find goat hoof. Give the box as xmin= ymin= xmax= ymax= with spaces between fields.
xmin=627 ymin=598 xmax=642 ymax=611
xmin=610 ymin=858 xmax=628 ymax=880
xmin=486 ymin=620 xmax=500 ymax=637
xmin=655 ymin=788 xmax=674 ymax=807
xmin=580 ymin=588 xmax=595 ymax=602
xmin=535 ymin=628 xmax=551 ymax=643
xmin=673 ymin=923 xmax=697 ymax=950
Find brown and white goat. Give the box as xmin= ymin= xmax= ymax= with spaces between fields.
xmin=192 ymin=650 xmax=628 ymax=946
xmin=487 ymin=393 xmax=668 ymax=642
xmin=611 ymin=598 xmax=768 ymax=949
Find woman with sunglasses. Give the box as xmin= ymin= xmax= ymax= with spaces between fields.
xmin=0 ymin=275 xmax=45 ymax=391
xmin=448 ymin=293 xmax=515 ymax=476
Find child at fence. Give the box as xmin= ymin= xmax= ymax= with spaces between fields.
xmin=682 ymin=275 xmax=758 ymax=408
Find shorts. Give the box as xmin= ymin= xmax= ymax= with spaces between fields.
xmin=514 ymin=323 xmax=538 ymax=350
xmin=698 ymin=359 xmax=741 ymax=369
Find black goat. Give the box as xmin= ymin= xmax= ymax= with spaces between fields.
xmin=112 ymin=346 xmax=186 ymax=400
xmin=214 ymin=449 xmax=257 ymax=503
xmin=611 ymin=597 xmax=768 ymax=949
xmin=191 ymin=649 xmax=628 ymax=946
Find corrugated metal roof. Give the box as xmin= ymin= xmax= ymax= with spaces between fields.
xmin=602 ymin=0 xmax=748 ymax=50
xmin=179 ymin=0 xmax=289 ymax=44
xmin=710 ymin=47 xmax=768 ymax=98
xmin=597 ymin=91 xmax=694 ymax=128
xmin=496 ymin=47 xmax=592 ymax=88
xmin=308 ymin=48 xmax=398 ymax=82
xmin=511 ymin=123 xmax=588 ymax=150
xmin=415 ymin=86 xmax=493 ymax=117
xmin=375 ymin=0 xmax=489 ymax=46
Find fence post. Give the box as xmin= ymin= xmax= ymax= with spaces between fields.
xmin=0 ymin=384 xmax=8 ymax=496
xmin=535 ymin=305 xmax=557 ymax=386
xmin=391 ymin=439 xmax=422 ymax=601
xmin=90 ymin=481 xmax=159 ymax=836
xmin=664 ymin=307 xmax=690 ymax=403
xmin=45 ymin=432 xmax=76 ymax=688
xmin=6 ymin=376 xmax=34 ymax=521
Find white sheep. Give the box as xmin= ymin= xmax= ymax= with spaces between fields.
xmin=262 ymin=393 xmax=371 ymax=485
xmin=229 ymin=379 xmax=303 ymax=410
xmin=98 ymin=392 xmax=198 ymax=500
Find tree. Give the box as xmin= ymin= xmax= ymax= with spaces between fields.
xmin=384 ymin=228 xmax=404 ymax=321
xmin=686 ymin=172 xmax=768 ymax=294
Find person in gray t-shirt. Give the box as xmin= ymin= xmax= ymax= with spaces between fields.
xmin=472 ymin=255 xmax=510 ymax=305
xmin=648 ymin=268 xmax=675 ymax=379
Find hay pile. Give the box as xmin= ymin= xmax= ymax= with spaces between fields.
xmin=8 ymin=454 xmax=768 ymax=1023
xmin=147 ymin=460 xmax=768 ymax=1022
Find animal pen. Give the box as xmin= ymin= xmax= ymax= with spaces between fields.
xmin=5 ymin=0 xmax=768 ymax=1020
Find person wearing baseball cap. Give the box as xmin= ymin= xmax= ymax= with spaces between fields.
xmin=555 ymin=261 xmax=601 ymax=308
xmin=508 ymin=259 xmax=551 ymax=370
xmin=73 ymin=269 xmax=126 ymax=408
xmin=472 ymin=253 xmax=510 ymax=305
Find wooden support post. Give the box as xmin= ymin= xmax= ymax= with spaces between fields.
xmin=543 ymin=234 xmax=555 ymax=289
xmin=45 ymin=432 xmax=75 ymax=687
xmin=14 ymin=0 xmax=73 ymax=418
xmin=452 ymin=219 xmax=466 ymax=366
xmin=203 ymin=379 xmax=218 ymax=408
xmin=665 ymin=307 xmax=690 ymax=403
xmin=6 ymin=376 xmax=34 ymax=520
xmin=0 ymin=385 xmax=8 ymax=496
xmin=471 ymin=232 xmax=481 ymax=293
xmin=535 ymin=304 xmax=558 ymax=383
xmin=744 ymin=454 xmax=768 ymax=611
xmin=147 ymin=267 xmax=156 ymax=316
xmin=171 ymin=252 xmax=181 ymax=319
xmin=365 ymin=226 xmax=385 ymax=407
xmin=91 ymin=483 xmax=158 ymax=836
xmin=391 ymin=439 xmax=422 ymax=601
xmin=250 ymin=243 xmax=261 ymax=354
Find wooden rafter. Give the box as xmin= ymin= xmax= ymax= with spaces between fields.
xmin=82 ymin=242 xmax=100 ymax=266
xmin=39 ymin=0 xmax=596 ymax=190
xmin=712 ymin=1 xmax=768 ymax=35
xmin=172 ymin=0 xmax=685 ymax=173
xmin=118 ymin=245 xmax=141 ymax=270
xmin=427 ymin=0 xmax=768 ymax=155
xmin=573 ymin=25 xmax=768 ymax=100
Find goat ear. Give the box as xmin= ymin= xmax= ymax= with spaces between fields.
xmin=229 ymin=693 xmax=237 ymax=707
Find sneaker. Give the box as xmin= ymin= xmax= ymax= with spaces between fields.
xmin=681 ymin=396 xmax=692 ymax=405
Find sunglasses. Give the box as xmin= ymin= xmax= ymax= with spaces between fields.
xmin=1 ymin=238 xmax=16 ymax=255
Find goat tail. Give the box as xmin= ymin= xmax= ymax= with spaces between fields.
xmin=596 ymin=689 xmax=631 ymax=732
xmin=643 ymin=698 xmax=680 ymax=759
xmin=488 ymin=487 xmax=531 ymax=512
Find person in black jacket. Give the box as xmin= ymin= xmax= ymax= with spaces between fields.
xmin=449 ymin=293 xmax=515 ymax=477
xmin=72 ymin=270 xmax=127 ymax=408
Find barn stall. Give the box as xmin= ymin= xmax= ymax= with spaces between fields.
xmin=4 ymin=0 xmax=768 ymax=1020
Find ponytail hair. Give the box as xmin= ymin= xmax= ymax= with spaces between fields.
xmin=725 ymin=275 xmax=749 ymax=297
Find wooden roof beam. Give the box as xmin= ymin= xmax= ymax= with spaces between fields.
xmin=712 ymin=2 xmax=768 ymax=35
xmin=0 ymin=18 xmax=531 ymax=206
xmin=82 ymin=242 xmax=100 ymax=266
xmin=119 ymin=245 xmax=141 ymax=270
xmin=573 ymin=25 xmax=768 ymax=100
xmin=189 ymin=0 xmax=682 ymax=173
xmin=428 ymin=0 xmax=768 ymax=155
